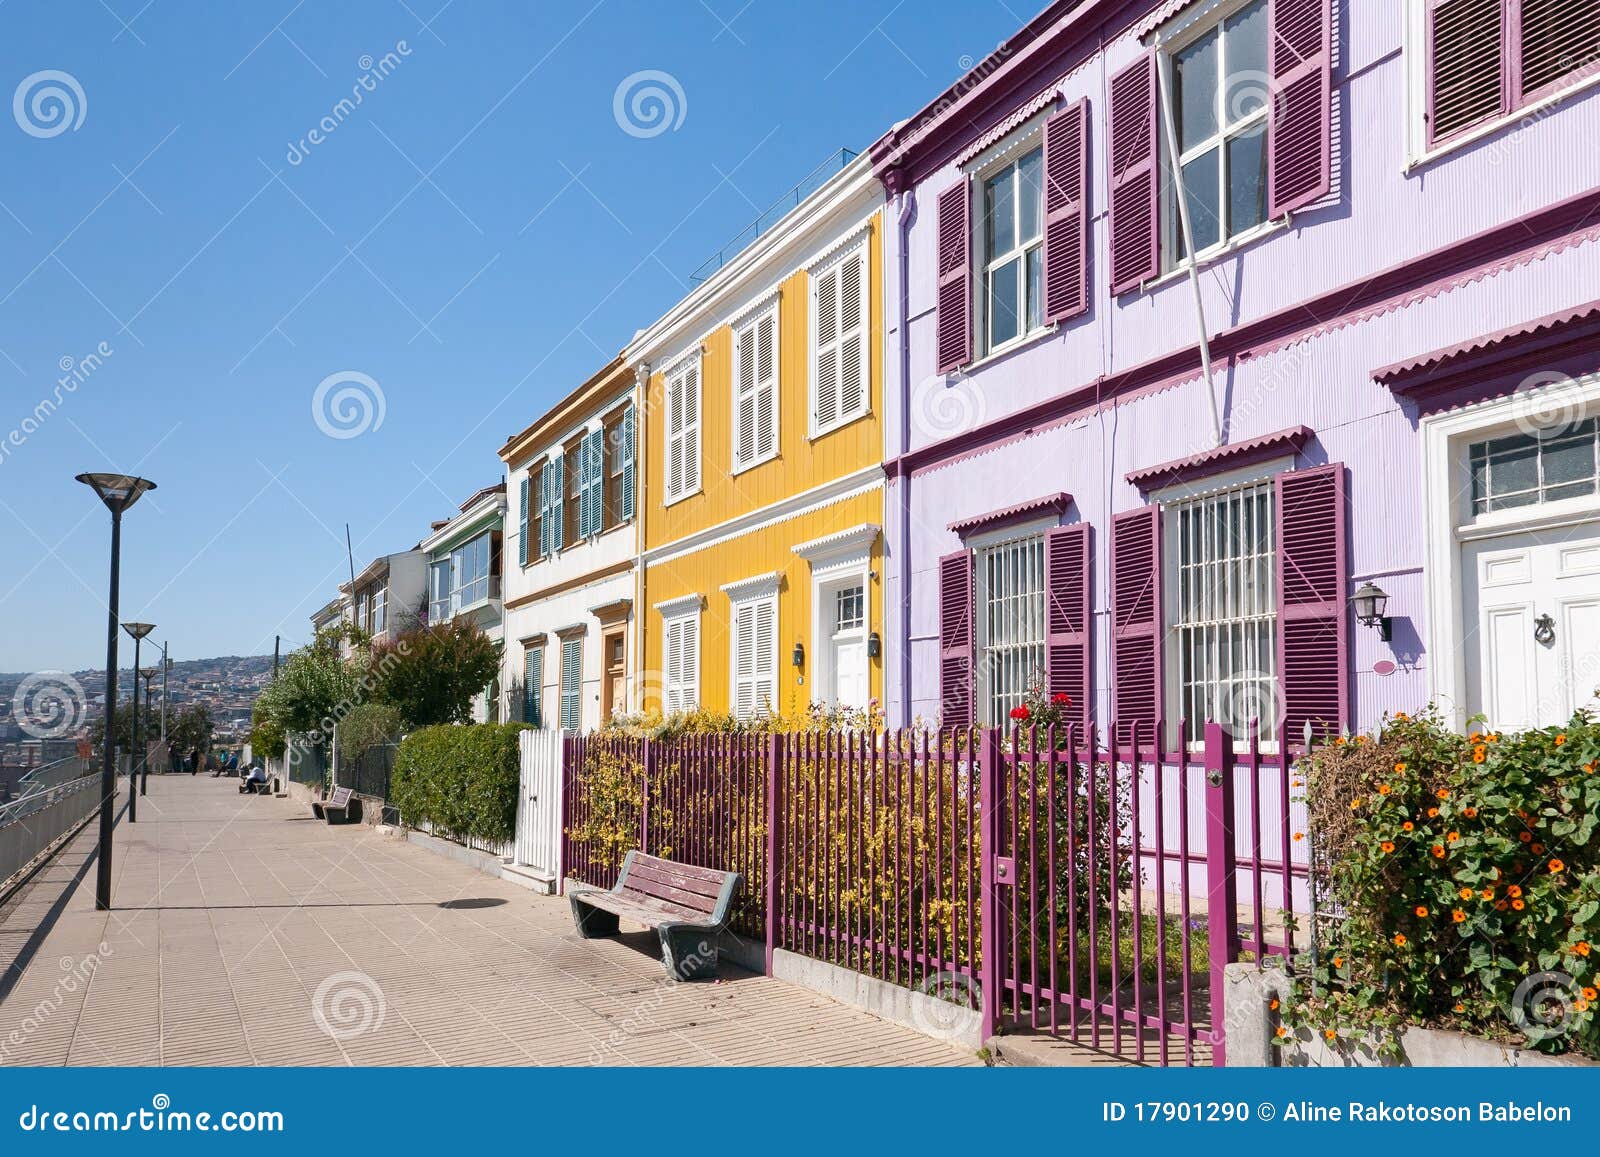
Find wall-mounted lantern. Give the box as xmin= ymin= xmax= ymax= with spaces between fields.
xmin=867 ymin=632 xmax=881 ymax=659
xmin=792 ymin=641 xmax=805 ymax=669
xmin=1352 ymin=581 xmax=1392 ymax=642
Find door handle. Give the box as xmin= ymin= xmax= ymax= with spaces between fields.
xmin=1534 ymin=614 xmax=1556 ymax=647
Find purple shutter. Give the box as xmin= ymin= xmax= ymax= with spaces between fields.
xmin=1108 ymin=53 xmax=1158 ymax=295
xmin=1045 ymin=524 xmax=1092 ymax=735
xmin=1267 ymin=0 xmax=1332 ymax=218
xmin=1042 ymin=99 xmax=1089 ymax=324
xmin=1514 ymin=0 xmax=1600 ymax=102
xmin=1425 ymin=0 xmax=1507 ymax=148
xmin=1275 ymin=463 xmax=1348 ymax=745
xmin=935 ymin=179 xmax=972 ymax=374
xmin=1110 ymin=506 xmax=1161 ymax=736
xmin=939 ymin=549 xmax=974 ymax=727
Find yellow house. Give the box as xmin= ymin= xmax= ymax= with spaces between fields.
xmin=627 ymin=154 xmax=885 ymax=719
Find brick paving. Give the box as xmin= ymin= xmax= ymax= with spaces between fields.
xmin=0 ymin=776 xmax=977 ymax=1067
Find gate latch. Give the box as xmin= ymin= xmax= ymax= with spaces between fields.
xmin=994 ymin=856 xmax=1016 ymax=886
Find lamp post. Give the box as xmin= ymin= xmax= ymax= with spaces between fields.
xmin=139 ymin=665 xmax=158 ymax=795
xmin=78 ymin=472 xmax=156 ymax=911
xmin=121 ymin=622 xmax=155 ymax=822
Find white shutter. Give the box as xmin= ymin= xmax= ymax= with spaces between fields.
xmin=753 ymin=597 xmax=776 ymax=718
xmin=733 ymin=602 xmax=756 ymax=721
xmin=756 ymin=309 xmax=777 ymax=459
xmin=667 ymin=369 xmax=686 ymax=500
xmin=733 ymin=306 xmax=779 ymax=471
xmin=838 ymin=250 xmax=866 ymax=421
xmin=683 ymin=360 xmax=701 ymax=494
xmin=663 ymin=619 xmax=682 ymax=712
xmin=813 ymin=266 xmax=839 ymax=432
xmin=734 ymin=321 xmax=757 ymax=470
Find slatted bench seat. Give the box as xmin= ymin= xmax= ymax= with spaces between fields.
xmin=567 ymin=851 xmax=741 ymax=980
xmin=311 ymin=786 xmax=357 ymax=824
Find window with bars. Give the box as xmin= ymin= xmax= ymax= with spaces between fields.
xmin=982 ymin=146 xmax=1044 ymax=351
xmin=665 ymin=358 xmax=702 ymax=502
xmin=1168 ymin=479 xmax=1278 ymax=744
xmin=811 ymin=246 xmax=869 ymax=436
xmin=1166 ymin=0 xmax=1270 ymax=262
xmin=560 ymin=636 xmax=582 ymax=732
xmin=733 ymin=305 xmax=779 ymax=471
xmin=731 ymin=595 xmax=778 ymax=722
xmin=1426 ymin=0 xmax=1600 ymax=147
xmin=976 ymin=534 xmax=1047 ymax=726
xmin=1470 ymin=419 xmax=1600 ymax=514
xmin=662 ymin=610 xmax=700 ymax=712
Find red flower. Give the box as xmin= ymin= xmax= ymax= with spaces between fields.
xmin=1009 ymin=706 xmax=1031 ymax=721
xmin=1051 ymin=693 xmax=1073 ymax=706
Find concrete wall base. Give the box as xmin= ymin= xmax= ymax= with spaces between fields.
xmin=771 ymin=949 xmax=983 ymax=1049
xmin=1224 ymin=963 xmax=1597 ymax=1067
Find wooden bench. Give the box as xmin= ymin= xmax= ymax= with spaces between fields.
xmin=311 ymin=786 xmax=357 ymax=824
xmin=567 ymin=851 xmax=741 ymax=980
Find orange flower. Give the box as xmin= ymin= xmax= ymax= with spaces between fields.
xmin=1556 ymin=734 xmax=1568 ymax=746
xmin=1402 ymin=821 xmax=1415 ymax=832
xmin=1587 ymin=761 xmax=1598 ymax=775
xmin=1269 ymin=997 xmax=1279 ymax=1011
xmin=1393 ymin=762 xmax=1407 ymax=774
xmin=1459 ymin=887 xmax=1474 ymax=901
xmin=1578 ymin=942 xmax=1592 ymax=957
xmin=1463 ymin=807 xmax=1478 ymax=818
xmin=1512 ymin=898 xmax=1526 ymax=911
xmin=1334 ymin=737 xmax=1347 ymax=747
xmin=1350 ymin=797 xmax=1363 ymax=810
xmin=1436 ymin=788 xmax=1451 ymax=800
xmin=1469 ymin=731 xmax=1483 ymax=743
xmin=1452 ymin=909 xmax=1467 ymax=923
xmin=1518 ymin=831 xmax=1532 ymax=843
xmin=1294 ymin=832 xmax=1305 ymax=842
xmin=1332 ymin=956 xmax=1344 ymax=968
xmin=1447 ymin=831 xmax=1461 ymax=842
xmin=1393 ymin=933 xmax=1408 ymax=947
xmin=1508 ymin=885 xmax=1522 ymax=898
xmin=1549 ymin=858 xmax=1565 ymax=873
xmin=1579 ymin=999 xmax=1592 ymax=1013
xmin=1395 ymin=712 xmax=1410 ymax=721
xmin=1428 ymin=807 xmax=1440 ymax=818
xmin=1584 ymin=988 xmax=1598 ymax=1002
xmin=1431 ymin=844 xmax=1446 ymax=859
xmin=1454 ymin=1002 xmax=1466 ymax=1013
xmin=1481 ymin=887 xmax=1495 ymax=900
xmin=1381 ymin=840 xmax=1397 ymax=854
xmin=1495 ymin=900 xmax=1510 ymax=911
xmin=1489 ymin=732 xmax=1501 ymax=743
xmin=1414 ymin=905 xmax=1429 ymax=918
xmin=1532 ymin=843 xmax=1545 ymax=855
xmin=1473 ymin=747 xmax=1487 ymax=763
xmin=1275 ymin=1025 xmax=1288 ymax=1037
xmin=1379 ymin=784 xmax=1393 ymax=795
xmin=1324 ymin=1028 xmax=1338 ymax=1040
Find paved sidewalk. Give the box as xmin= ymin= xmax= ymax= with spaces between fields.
xmin=0 ymin=776 xmax=976 ymax=1067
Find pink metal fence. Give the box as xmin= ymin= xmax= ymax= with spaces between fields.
xmin=560 ymin=721 xmax=1309 ymax=1066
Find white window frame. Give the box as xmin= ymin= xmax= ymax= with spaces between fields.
xmin=1422 ymin=372 xmax=1600 ymax=730
xmin=663 ymin=353 xmax=702 ymax=505
xmin=657 ymin=595 xmax=703 ymax=712
xmin=731 ymin=300 xmax=780 ymax=474
xmin=725 ymin=583 xmax=780 ymax=723
xmin=971 ymin=521 xmax=1052 ymax=728
xmin=1156 ymin=0 xmax=1272 ymax=271
xmin=1156 ymin=465 xmax=1282 ymax=750
xmin=1403 ymin=0 xmax=1600 ymax=169
xmin=977 ymin=143 xmax=1046 ymax=357
xmin=809 ymin=242 xmax=870 ymax=438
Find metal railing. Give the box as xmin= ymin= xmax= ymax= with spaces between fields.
xmin=688 ymin=148 xmax=859 ymax=284
xmin=0 ymin=772 xmax=105 ymax=889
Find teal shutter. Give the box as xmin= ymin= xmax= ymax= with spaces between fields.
xmin=517 ymin=475 xmax=530 ymax=567
xmin=522 ymin=646 xmax=542 ymax=728
xmin=619 ymin=404 xmax=636 ymax=523
xmin=580 ymin=429 xmax=603 ymax=537
xmin=560 ymin=638 xmax=582 ymax=731
xmin=547 ymin=459 xmax=564 ymax=553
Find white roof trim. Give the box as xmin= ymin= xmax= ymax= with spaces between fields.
xmin=654 ymin=592 xmax=706 ymax=617
xmin=805 ymin=221 xmax=873 ymax=278
xmin=719 ymin=570 xmax=784 ymax=601
xmin=792 ymin=522 xmax=880 ymax=565
xmin=727 ymin=287 xmax=782 ymax=335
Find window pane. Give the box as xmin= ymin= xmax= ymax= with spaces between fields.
xmin=985 ymin=167 xmax=1015 ymax=261
xmin=1174 ymin=26 xmax=1220 ymax=151
xmin=1025 ymin=245 xmax=1042 ymax=333
xmin=1227 ymin=128 xmax=1267 ymax=235
xmin=1017 ymin=148 xmax=1043 ymax=244
xmin=989 ymin=256 xmax=1021 ymax=347
xmin=1541 ymin=429 xmax=1597 ymax=492
xmin=1223 ymin=0 xmax=1269 ymax=124
xmin=1178 ymin=146 xmax=1223 ymax=255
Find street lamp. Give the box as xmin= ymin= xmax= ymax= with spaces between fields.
xmin=138 ymin=665 xmax=159 ymax=796
xmin=121 ymin=622 xmax=155 ymax=823
xmin=78 ymin=472 xmax=156 ymax=912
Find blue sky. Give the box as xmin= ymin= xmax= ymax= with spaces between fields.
xmin=0 ymin=0 xmax=1029 ymax=673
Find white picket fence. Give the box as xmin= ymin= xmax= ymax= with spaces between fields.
xmin=514 ymin=729 xmax=565 ymax=880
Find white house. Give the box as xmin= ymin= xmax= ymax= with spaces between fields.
xmin=421 ymin=483 xmax=506 ymax=722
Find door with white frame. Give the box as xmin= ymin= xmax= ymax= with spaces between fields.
xmin=1445 ymin=412 xmax=1600 ymax=731
xmin=821 ymin=577 xmax=869 ymax=711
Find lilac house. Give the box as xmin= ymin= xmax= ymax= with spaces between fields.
xmin=873 ymin=0 xmax=1600 ymax=746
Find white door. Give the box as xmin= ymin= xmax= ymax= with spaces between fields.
xmin=827 ymin=581 xmax=869 ymax=710
xmin=1464 ymin=526 xmax=1600 ymax=730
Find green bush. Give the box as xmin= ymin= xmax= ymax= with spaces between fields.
xmin=391 ymin=723 xmax=528 ymax=845
xmin=1283 ymin=708 xmax=1599 ymax=1058
xmin=336 ymin=702 xmax=403 ymax=762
